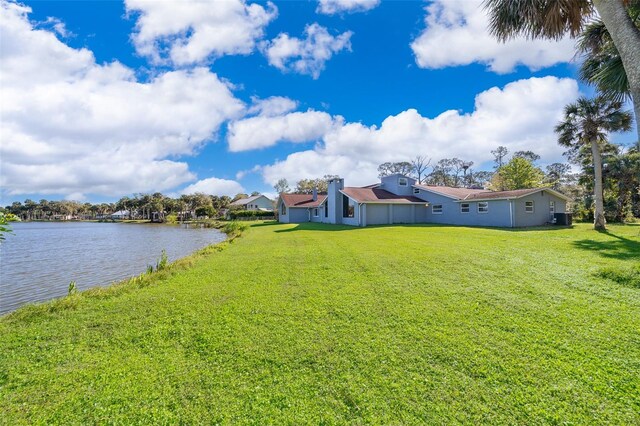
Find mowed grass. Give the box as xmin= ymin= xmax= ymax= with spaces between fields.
xmin=1 ymin=222 xmax=639 ymax=424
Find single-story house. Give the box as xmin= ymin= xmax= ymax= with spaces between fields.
xmin=110 ymin=210 xmax=130 ymax=220
xmin=229 ymin=194 xmax=274 ymax=211
xmin=277 ymin=174 xmax=571 ymax=228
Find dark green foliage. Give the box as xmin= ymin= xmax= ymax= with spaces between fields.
xmin=577 ymin=4 xmax=639 ymax=102
xmin=67 ymin=281 xmax=77 ymax=296
xmin=596 ymin=265 xmax=640 ymax=288
xmin=229 ymin=210 xmax=275 ymax=219
xmin=221 ymin=221 xmax=249 ymax=237
xmin=155 ymin=249 xmax=168 ymax=271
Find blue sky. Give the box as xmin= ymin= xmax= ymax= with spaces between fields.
xmin=0 ymin=0 xmax=636 ymax=204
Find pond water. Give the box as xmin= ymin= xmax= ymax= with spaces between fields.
xmin=0 ymin=221 xmax=226 ymax=315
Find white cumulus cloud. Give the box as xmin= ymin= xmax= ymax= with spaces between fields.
xmin=0 ymin=1 xmax=244 ymax=200
xmin=316 ymin=0 xmax=380 ymax=15
xmin=125 ymin=0 xmax=277 ymax=65
xmin=181 ymin=177 xmax=245 ymax=196
xmin=247 ymin=96 xmax=298 ymax=116
xmin=262 ymin=23 xmax=352 ymax=79
xmin=410 ymin=0 xmax=575 ymax=73
xmin=260 ymin=77 xmax=581 ymax=186
xmin=227 ymin=110 xmax=338 ymax=152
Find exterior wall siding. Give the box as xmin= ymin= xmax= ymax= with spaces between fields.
xmin=248 ymin=196 xmax=274 ymax=211
xmin=416 ymin=191 xmax=512 ymax=227
xmin=365 ymin=204 xmax=389 ymax=225
xmin=513 ymin=192 xmax=566 ymax=227
xmin=327 ymin=179 xmax=344 ymax=224
xmin=310 ymin=207 xmax=323 ymax=223
xmin=379 ymin=174 xmax=417 ymax=196
xmin=277 ymin=199 xmax=289 ymax=223
xmin=285 ymin=208 xmax=310 ymax=223
xmin=392 ymin=205 xmax=413 ymax=223
xmin=341 ymin=201 xmax=361 ymax=226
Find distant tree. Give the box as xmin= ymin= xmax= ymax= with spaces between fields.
xmin=605 ymin=149 xmax=640 ymax=221
xmin=274 ymin=178 xmax=291 ymax=194
xmin=232 ymin=193 xmax=248 ymax=202
xmin=219 ymin=196 xmax=232 ymax=208
xmin=295 ymin=175 xmax=339 ymax=193
xmin=377 ymin=162 xmax=413 ymax=178
xmin=250 ymin=191 xmax=261 ymax=196
xmin=492 ymin=157 xmax=544 ymax=190
xmin=556 ymin=96 xmax=633 ymax=230
xmin=513 ymin=150 xmax=541 ymax=163
xmin=491 ymin=146 xmax=509 ymax=169
xmin=544 ymin=163 xmax=572 ymax=190
xmin=469 ymin=170 xmax=494 ymax=188
xmin=195 ymin=205 xmax=215 ymax=218
xmin=426 ymin=158 xmax=472 ymax=187
xmin=411 ymin=156 xmax=431 ymax=183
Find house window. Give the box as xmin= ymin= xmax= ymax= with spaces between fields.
xmin=525 ymin=201 xmax=534 ymax=213
xmin=549 ymin=201 xmax=555 ymax=214
xmin=460 ymin=203 xmax=470 ymax=213
xmin=413 ymin=188 xmax=420 ymax=194
xmin=313 ymin=208 xmax=319 ymax=217
xmin=398 ymin=177 xmax=408 ymax=186
xmin=342 ymin=194 xmax=355 ymax=218
xmin=281 ymin=203 xmax=286 ymax=215
xmin=324 ymin=199 xmax=328 ymax=217
xmin=432 ymin=204 xmax=443 ymax=214
xmin=478 ymin=202 xmax=489 ymax=213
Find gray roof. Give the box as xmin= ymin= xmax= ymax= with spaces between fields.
xmin=230 ymin=194 xmax=271 ymax=206
xmin=415 ymin=184 xmax=571 ymax=202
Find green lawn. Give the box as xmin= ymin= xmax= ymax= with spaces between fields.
xmin=1 ymin=222 xmax=639 ymax=424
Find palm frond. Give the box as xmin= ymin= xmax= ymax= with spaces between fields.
xmin=484 ymin=0 xmax=594 ymax=41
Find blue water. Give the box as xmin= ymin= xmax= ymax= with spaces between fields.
xmin=0 ymin=221 xmax=226 ymax=314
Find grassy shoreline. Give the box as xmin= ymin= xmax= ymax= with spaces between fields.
xmin=1 ymin=220 xmax=248 ymax=321
xmin=1 ymin=222 xmax=638 ymax=424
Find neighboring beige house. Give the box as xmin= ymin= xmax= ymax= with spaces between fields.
xmin=229 ymin=194 xmax=274 ymax=211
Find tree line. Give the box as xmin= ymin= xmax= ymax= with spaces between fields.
xmin=1 ymin=191 xmax=262 ymax=222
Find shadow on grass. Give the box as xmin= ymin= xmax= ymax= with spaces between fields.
xmin=274 ymin=222 xmax=576 ymax=233
xmin=247 ymin=221 xmax=280 ymax=228
xmin=573 ymin=230 xmax=640 ymax=260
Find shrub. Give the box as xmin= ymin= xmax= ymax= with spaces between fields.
xmin=222 ymin=221 xmax=249 ymax=237
xmin=229 ymin=210 xmax=275 ymax=219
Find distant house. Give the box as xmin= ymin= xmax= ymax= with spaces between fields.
xmin=110 ymin=210 xmax=129 ymax=220
xmin=277 ymin=174 xmax=571 ymax=228
xmin=229 ymin=194 xmax=274 ymax=211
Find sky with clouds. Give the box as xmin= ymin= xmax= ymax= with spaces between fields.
xmin=0 ymin=0 xmax=636 ymax=204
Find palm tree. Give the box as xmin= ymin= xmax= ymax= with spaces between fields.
xmin=555 ymin=96 xmax=633 ymax=230
xmin=578 ymin=3 xmax=640 ymax=102
xmin=484 ymin=0 xmax=640 ymax=141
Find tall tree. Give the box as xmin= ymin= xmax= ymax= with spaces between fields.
xmin=544 ymin=163 xmax=572 ymax=190
xmin=578 ymin=4 xmax=640 ymax=102
xmin=295 ymin=175 xmax=339 ymax=193
xmin=555 ymin=96 xmax=633 ymax=230
xmin=484 ymin=0 xmax=640 ymax=142
xmin=274 ymin=178 xmax=291 ymax=194
xmin=491 ymin=146 xmax=509 ymax=169
xmin=411 ymin=155 xmax=431 ymax=183
xmin=377 ymin=162 xmax=413 ymax=178
xmin=513 ymin=150 xmax=541 ymax=162
xmin=492 ymin=157 xmax=544 ymax=190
